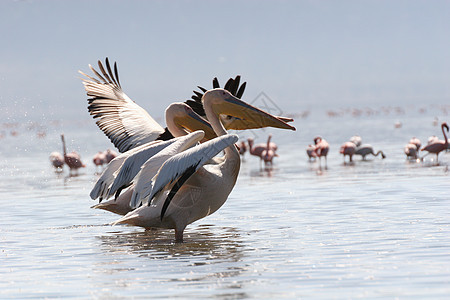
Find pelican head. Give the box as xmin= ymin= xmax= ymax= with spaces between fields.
xmin=202 ymin=89 xmax=296 ymax=131
xmin=165 ymin=102 xmax=216 ymax=141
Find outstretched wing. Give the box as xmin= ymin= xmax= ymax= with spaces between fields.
xmin=129 ymin=131 xmax=205 ymax=208
xmin=79 ymin=58 xmax=165 ymax=152
xmin=90 ymin=140 xmax=168 ymax=201
xmin=144 ymin=134 xmax=239 ymax=219
xmin=109 ymin=131 xmax=205 ymax=206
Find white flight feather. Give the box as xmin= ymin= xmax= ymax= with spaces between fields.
xmin=107 ymin=138 xmax=178 ymax=198
xmin=80 ymin=67 xmax=165 ymax=152
xmin=129 ymin=131 xmax=205 ymax=208
xmin=90 ymin=140 xmax=162 ymax=200
xmin=145 ymin=134 xmax=239 ymax=205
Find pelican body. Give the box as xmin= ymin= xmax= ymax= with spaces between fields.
xmin=114 ymin=89 xmax=295 ymax=241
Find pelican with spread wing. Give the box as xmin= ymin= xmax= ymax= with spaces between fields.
xmin=113 ymin=89 xmax=295 ymax=241
xmin=80 ymin=59 xmax=293 ymax=216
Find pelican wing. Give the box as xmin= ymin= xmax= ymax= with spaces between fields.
xmin=146 ymin=134 xmax=239 ymax=219
xmin=90 ymin=140 xmax=164 ymax=201
xmin=79 ymin=58 xmax=165 ymax=152
xmin=110 ymin=131 xmax=205 ymax=204
xmin=130 ymin=131 xmax=205 ymax=208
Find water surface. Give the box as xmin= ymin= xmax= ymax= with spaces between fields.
xmin=1 ymin=107 xmax=449 ymax=298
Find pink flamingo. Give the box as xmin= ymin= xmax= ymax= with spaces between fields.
xmin=104 ymin=149 xmax=118 ymax=163
xmin=313 ymin=136 xmax=329 ymax=166
xmin=404 ymin=143 xmax=419 ymax=160
xmin=340 ymin=141 xmax=356 ymax=163
xmin=248 ymin=135 xmax=277 ymax=157
xmin=421 ymin=122 xmax=449 ymax=163
xmin=409 ymin=137 xmax=421 ymax=150
xmin=248 ymin=135 xmax=278 ymax=165
xmin=238 ymin=141 xmax=247 ymax=157
xmin=306 ymin=144 xmax=317 ymax=161
xmin=93 ymin=151 xmax=107 ymax=168
xmin=261 ymin=135 xmax=278 ymax=165
xmin=61 ymin=134 xmax=86 ymax=172
xmin=49 ymin=151 xmax=64 ymax=170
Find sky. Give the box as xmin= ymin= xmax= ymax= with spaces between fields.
xmin=1 ymin=0 xmax=450 ymax=121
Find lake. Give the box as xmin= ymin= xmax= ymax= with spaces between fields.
xmin=1 ymin=104 xmax=449 ymax=299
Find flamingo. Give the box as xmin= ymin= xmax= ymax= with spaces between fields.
xmin=104 ymin=149 xmax=118 ymax=163
xmin=409 ymin=137 xmax=421 ymax=151
xmin=306 ymin=144 xmax=317 ymax=161
xmin=247 ymin=134 xmax=278 ymax=158
xmin=313 ymin=136 xmax=329 ymax=166
xmin=61 ymin=134 xmax=85 ymax=172
xmin=93 ymin=151 xmax=107 ymax=168
xmin=349 ymin=135 xmax=362 ymax=147
xmin=49 ymin=151 xmax=64 ymax=170
xmin=109 ymin=89 xmax=295 ymax=241
xmin=404 ymin=143 xmax=419 ymax=160
xmin=340 ymin=141 xmax=356 ymax=163
xmin=421 ymin=122 xmax=449 ymax=163
xmin=354 ymin=144 xmax=386 ymax=160
xmin=238 ymin=141 xmax=247 ymax=157
xmin=261 ymin=135 xmax=278 ymax=165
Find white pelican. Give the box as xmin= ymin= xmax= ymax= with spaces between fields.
xmin=81 ymin=58 xmax=293 ymax=215
xmin=112 ymin=89 xmax=295 ymax=241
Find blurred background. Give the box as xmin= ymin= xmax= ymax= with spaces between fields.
xmin=1 ymin=0 xmax=450 ymax=122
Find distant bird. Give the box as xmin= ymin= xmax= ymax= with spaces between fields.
xmin=421 ymin=122 xmax=449 ymax=163
xmin=93 ymin=151 xmax=107 ymax=167
xmin=104 ymin=149 xmax=118 ymax=163
xmin=238 ymin=141 xmax=247 ymax=157
xmin=404 ymin=143 xmax=419 ymax=160
xmin=261 ymin=135 xmax=278 ymax=165
xmin=427 ymin=135 xmax=438 ymax=145
xmin=354 ymin=144 xmax=386 ymax=160
xmin=61 ymin=134 xmax=86 ymax=172
xmin=247 ymin=135 xmax=278 ymax=158
xmin=340 ymin=141 xmax=356 ymax=163
xmin=349 ymin=135 xmax=362 ymax=147
xmin=306 ymin=144 xmax=317 ymax=161
xmin=313 ymin=136 xmax=329 ymax=166
xmin=409 ymin=137 xmax=421 ymax=151
xmin=49 ymin=151 xmax=64 ymax=170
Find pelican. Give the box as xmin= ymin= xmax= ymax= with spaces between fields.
xmin=81 ymin=58 xmax=293 ymax=215
xmin=112 ymin=89 xmax=295 ymax=241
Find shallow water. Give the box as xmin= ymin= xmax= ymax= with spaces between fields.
xmin=1 ymin=106 xmax=449 ymax=299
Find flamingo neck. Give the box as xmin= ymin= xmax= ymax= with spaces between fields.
xmin=266 ymin=135 xmax=272 ymax=150
xmin=61 ymin=135 xmax=67 ymax=156
xmin=442 ymin=124 xmax=448 ymax=147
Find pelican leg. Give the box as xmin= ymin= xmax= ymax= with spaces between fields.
xmin=175 ymin=227 xmax=185 ymax=242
